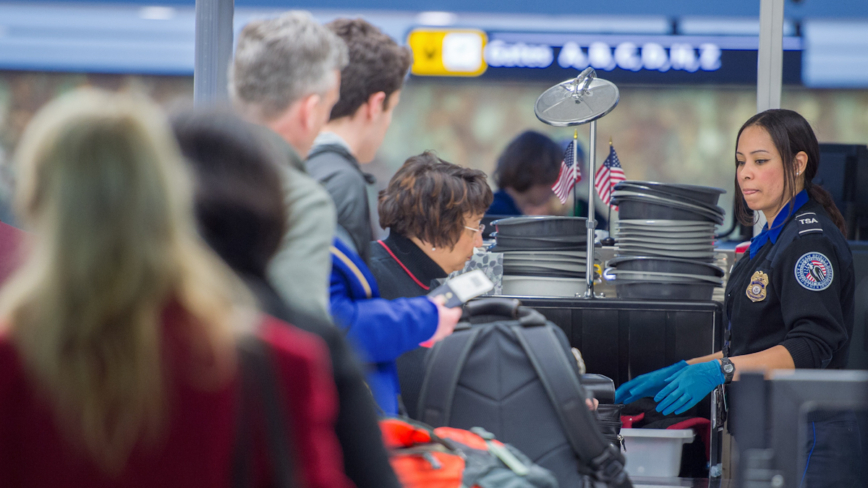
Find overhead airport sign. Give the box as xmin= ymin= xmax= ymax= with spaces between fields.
xmin=407 ymin=28 xmax=488 ymax=77
xmin=406 ymin=29 xmax=802 ymax=84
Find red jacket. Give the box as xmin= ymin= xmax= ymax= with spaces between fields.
xmin=0 ymin=305 xmax=354 ymax=488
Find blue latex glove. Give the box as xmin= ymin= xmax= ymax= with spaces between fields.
xmin=654 ymin=360 xmax=724 ymax=416
xmin=614 ymin=361 xmax=688 ymax=404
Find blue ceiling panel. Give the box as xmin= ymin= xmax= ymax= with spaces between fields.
xmin=7 ymin=0 xmax=868 ymax=19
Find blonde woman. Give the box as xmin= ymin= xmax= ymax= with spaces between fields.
xmin=0 ymin=89 xmax=352 ymax=488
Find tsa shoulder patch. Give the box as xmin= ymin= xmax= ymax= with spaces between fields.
xmin=794 ymin=252 xmax=834 ymax=291
xmin=796 ymin=212 xmax=823 ymax=235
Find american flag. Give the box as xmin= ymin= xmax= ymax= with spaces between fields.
xmin=551 ymin=141 xmax=582 ymax=204
xmin=595 ymin=144 xmax=626 ymax=207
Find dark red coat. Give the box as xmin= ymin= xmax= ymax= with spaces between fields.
xmin=0 ymin=305 xmax=354 ymax=488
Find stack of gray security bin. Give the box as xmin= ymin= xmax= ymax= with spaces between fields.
xmin=489 ymin=216 xmax=590 ymax=297
xmin=608 ymin=182 xmax=726 ymax=300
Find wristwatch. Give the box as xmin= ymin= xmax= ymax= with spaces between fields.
xmin=719 ymin=357 xmax=736 ymax=384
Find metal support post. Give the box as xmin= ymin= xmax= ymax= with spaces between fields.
xmin=194 ymin=0 xmax=234 ymax=105
xmin=757 ymin=0 xmax=784 ymax=112
xmin=754 ymin=0 xmax=785 ymax=235
xmin=584 ymin=120 xmax=597 ymax=298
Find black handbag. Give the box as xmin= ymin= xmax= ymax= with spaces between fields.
xmin=581 ymin=374 xmax=624 ymax=449
xmin=232 ymin=336 xmax=297 ymax=488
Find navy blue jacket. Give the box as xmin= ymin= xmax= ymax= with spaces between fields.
xmin=329 ymin=238 xmax=438 ymax=414
xmin=725 ymin=195 xmax=854 ymax=369
xmin=487 ymin=189 xmax=523 ymax=216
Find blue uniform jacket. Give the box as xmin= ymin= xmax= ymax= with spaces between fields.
xmin=329 ymin=238 xmax=438 ymax=415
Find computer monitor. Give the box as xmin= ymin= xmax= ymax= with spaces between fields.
xmin=817 ymin=144 xmax=868 ymax=240
xmin=731 ymin=370 xmax=868 ymax=487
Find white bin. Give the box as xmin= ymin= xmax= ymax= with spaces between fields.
xmin=620 ymin=428 xmax=695 ymax=478
xmin=501 ymin=276 xmax=587 ymax=297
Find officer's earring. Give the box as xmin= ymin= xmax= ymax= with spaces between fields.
xmin=432 ymin=247 xmax=436 ymax=251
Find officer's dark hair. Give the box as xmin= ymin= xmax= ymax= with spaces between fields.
xmin=734 ymin=109 xmax=846 ymax=235
xmin=326 ymin=18 xmax=412 ymax=120
xmin=379 ymin=151 xmax=493 ymax=249
xmin=493 ymin=131 xmax=564 ymax=192
xmin=171 ymin=108 xmax=286 ymax=278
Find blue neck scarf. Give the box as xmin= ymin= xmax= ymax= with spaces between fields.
xmin=748 ymin=189 xmax=809 ymax=259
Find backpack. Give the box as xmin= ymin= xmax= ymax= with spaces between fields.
xmin=380 ymin=417 xmax=559 ymax=488
xmin=417 ymin=298 xmax=632 ymax=488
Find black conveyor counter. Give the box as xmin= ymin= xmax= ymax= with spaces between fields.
xmin=507 ymin=297 xmax=724 ymax=386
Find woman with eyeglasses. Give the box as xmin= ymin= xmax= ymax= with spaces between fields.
xmin=369 ymin=151 xmax=493 ymax=419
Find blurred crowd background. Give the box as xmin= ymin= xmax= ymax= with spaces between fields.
xmin=1 ymin=0 xmax=868 ymax=233
xmin=0 ymin=1 xmax=867 ymax=485
xmin=3 ymin=73 xmax=868 ymax=234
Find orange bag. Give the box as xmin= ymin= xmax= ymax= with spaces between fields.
xmin=379 ymin=418 xmax=558 ymax=488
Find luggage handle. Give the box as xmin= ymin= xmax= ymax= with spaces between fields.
xmin=462 ymin=299 xmax=548 ymax=328
xmin=464 ymin=298 xmax=522 ymax=319
xmin=580 ymin=374 xmax=616 ymax=404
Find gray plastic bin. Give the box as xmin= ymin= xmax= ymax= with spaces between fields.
xmin=621 ymin=428 xmax=695 ymax=478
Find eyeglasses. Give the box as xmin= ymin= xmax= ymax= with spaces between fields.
xmin=464 ymin=223 xmax=486 ymax=233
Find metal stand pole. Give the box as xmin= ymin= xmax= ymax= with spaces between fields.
xmin=194 ymin=0 xmax=234 ymax=105
xmin=584 ymin=120 xmax=597 ymax=298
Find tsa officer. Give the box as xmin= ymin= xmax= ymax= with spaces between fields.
xmin=616 ymin=109 xmax=860 ymax=487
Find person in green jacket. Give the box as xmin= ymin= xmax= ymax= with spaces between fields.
xmin=229 ymin=11 xmax=347 ymax=324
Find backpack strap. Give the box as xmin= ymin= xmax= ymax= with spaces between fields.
xmin=510 ymin=324 xmax=607 ymax=462
xmin=307 ymin=143 xmax=376 ymax=184
xmin=512 ymin=325 xmax=632 ymax=488
xmin=307 ymin=143 xmax=346 ymax=160
xmin=417 ymin=327 xmax=483 ymax=427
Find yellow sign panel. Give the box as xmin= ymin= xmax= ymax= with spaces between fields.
xmin=407 ymin=28 xmax=488 ymax=77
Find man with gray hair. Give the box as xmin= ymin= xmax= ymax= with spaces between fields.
xmin=230 ymin=11 xmax=402 ymax=488
xmin=230 ymin=11 xmax=345 ymax=322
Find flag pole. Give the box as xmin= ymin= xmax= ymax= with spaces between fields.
xmin=606 ymin=137 xmax=613 ymax=237
xmin=572 ymin=129 xmax=579 ymax=217
xmin=599 ymin=137 xmax=618 ymax=248
xmin=584 ymin=120 xmax=597 ymax=298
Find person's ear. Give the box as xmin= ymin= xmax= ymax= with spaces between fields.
xmin=366 ymin=91 xmax=387 ymax=121
xmin=299 ymin=92 xmax=322 ymax=133
xmin=794 ymin=151 xmax=808 ymax=177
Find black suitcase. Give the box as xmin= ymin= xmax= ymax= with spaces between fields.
xmin=417 ymin=298 xmax=632 ymax=488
